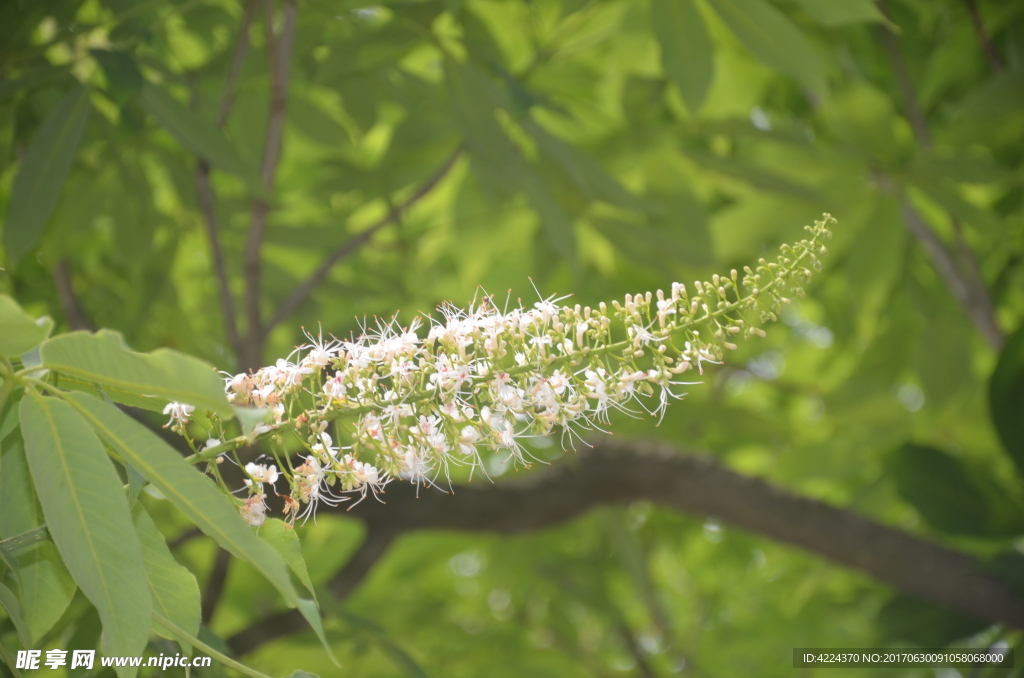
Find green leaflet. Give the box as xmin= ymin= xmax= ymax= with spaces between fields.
xmin=259 ymin=520 xmax=316 ymax=601
xmin=138 ymin=81 xmax=255 ymax=187
xmin=0 ymin=580 xmax=32 ymax=649
xmin=19 ymin=393 xmax=150 ymax=678
xmin=63 ymin=393 xmax=298 ymax=608
xmin=706 ymin=0 xmax=827 ymax=93
xmin=650 ymin=0 xmax=714 ymax=112
xmin=40 ymin=331 xmax=232 ymax=416
xmin=297 ymin=598 xmax=341 ymax=667
xmin=133 ymin=504 xmax=201 ymax=646
xmin=0 ymin=296 xmax=49 ymax=358
xmin=3 ymin=85 xmax=92 ymax=266
xmin=1 ymin=430 xmax=79 ymax=646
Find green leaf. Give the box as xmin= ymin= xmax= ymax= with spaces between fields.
xmin=63 ymin=393 xmax=298 ymax=608
xmin=284 ymin=672 xmax=321 ymax=678
xmin=3 ymin=85 xmax=92 ymax=266
xmin=705 ymin=0 xmax=826 ymax=93
xmin=13 ymin=543 xmax=77 ymax=646
xmin=19 ymin=393 xmax=150 ymax=677
xmin=139 ymin=82 xmax=253 ymax=185
xmin=297 ymin=598 xmax=341 ymax=667
xmin=650 ymin=0 xmax=714 ymax=112
xmin=990 ymin=324 xmax=1024 ymax=478
xmin=132 ymin=504 xmax=201 ymax=645
xmin=40 ymin=331 xmax=232 ymax=416
xmin=0 ymin=296 xmax=48 ymax=358
xmin=91 ymin=50 xmax=143 ymax=105
xmin=0 ymin=580 xmax=32 ymax=649
xmin=259 ymin=520 xmax=316 ymax=601
xmin=788 ymin=0 xmax=889 ymax=26
xmin=0 ymin=433 xmax=42 ymax=540
xmin=378 ymin=637 xmax=430 ymax=678
xmin=888 ymin=444 xmax=991 ymax=536
xmin=234 ymin=406 xmax=272 ymax=438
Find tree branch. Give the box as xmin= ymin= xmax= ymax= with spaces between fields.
xmin=52 ymin=259 xmax=94 ymax=331
xmin=242 ymin=0 xmax=297 ymax=369
xmin=263 ymin=145 xmax=464 ymax=336
xmin=964 ymin=0 xmax=1004 ymax=73
xmin=226 ymin=439 xmax=1024 ymax=656
xmin=901 ymin=199 xmax=1004 ymax=350
xmin=202 ymin=548 xmax=234 ymax=625
xmin=193 ymin=0 xmax=258 ymax=362
xmin=878 ymin=11 xmax=1005 ymax=350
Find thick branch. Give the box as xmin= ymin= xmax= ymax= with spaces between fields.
xmin=264 ymin=145 xmax=464 ymax=335
xmin=52 ymin=259 xmax=93 ymax=331
xmin=242 ymin=0 xmax=297 ymax=369
xmin=217 ymin=0 xmax=259 ymax=128
xmin=965 ymin=0 xmax=1004 ymax=73
xmin=227 ymin=440 xmax=1024 ymax=656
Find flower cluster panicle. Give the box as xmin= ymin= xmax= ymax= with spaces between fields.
xmin=170 ymin=215 xmax=836 ymax=527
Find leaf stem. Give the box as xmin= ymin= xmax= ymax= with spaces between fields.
xmin=152 ymin=611 xmax=275 ymax=678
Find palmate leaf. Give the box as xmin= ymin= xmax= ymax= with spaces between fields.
xmin=18 ymin=393 xmax=150 ymax=678
xmin=63 ymin=393 xmax=299 ymax=609
xmin=40 ymin=331 xmax=232 ymax=416
xmin=2 ymin=85 xmax=92 ymax=266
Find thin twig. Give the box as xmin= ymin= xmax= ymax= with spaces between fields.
xmin=193 ymin=0 xmax=258 ymax=362
xmin=201 ymin=548 xmax=233 ymax=625
xmin=901 ymin=201 xmax=1004 ymax=349
xmin=52 ymin=259 xmax=94 ymax=331
xmin=878 ymin=8 xmax=1005 ymax=350
xmin=264 ymin=145 xmax=464 ymax=336
xmin=217 ymin=0 xmax=259 ymax=128
xmin=965 ymin=0 xmax=1004 ymax=73
xmin=242 ymin=0 xmax=297 ymax=369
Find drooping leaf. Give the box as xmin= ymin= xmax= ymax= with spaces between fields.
xmin=138 ymin=81 xmax=253 ymax=184
xmin=0 ymin=295 xmax=48 ymax=358
xmin=705 ymin=0 xmax=827 ymax=93
xmin=990 ymin=324 xmax=1024 ymax=478
xmin=132 ymin=504 xmax=201 ymax=644
xmin=650 ymin=0 xmax=714 ymax=112
xmin=0 ymin=431 xmax=78 ymax=644
xmin=297 ymin=598 xmax=341 ymax=667
xmin=19 ymin=393 xmax=150 ymax=677
xmin=3 ymin=85 xmax=92 ymax=266
xmin=0 ymin=580 xmax=32 ymax=649
xmin=63 ymin=393 xmax=298 ymax=608
xmin=40 ymin=331 xmax=232 ymax=416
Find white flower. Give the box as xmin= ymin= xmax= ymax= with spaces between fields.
xmin=162 ymin=402 xmax=194 ymax=429
xmin=240 ymin=494 xmax=267 ymax=527
xmin=245 ymin=462 xmax=279 ymax=486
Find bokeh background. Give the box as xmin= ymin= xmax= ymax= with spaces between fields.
xmin=1 ymin=0 xmax=1023 ymax=676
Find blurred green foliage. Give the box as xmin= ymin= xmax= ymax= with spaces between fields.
xmin=2 ymin=0 xmax=1024 ymax=675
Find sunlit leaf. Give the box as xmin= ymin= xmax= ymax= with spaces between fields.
xmin=19 ymin=393 xmax=150 ymax=677
xmin=0 ymin=295 xmax=48 ymax=359
xmin=63 ymin=393 xmax=298 ymax=608
xmin=41 ymin=331 xmax=232 ymax=416
xmin=133 ymin=504 xmax=201 ymax=645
